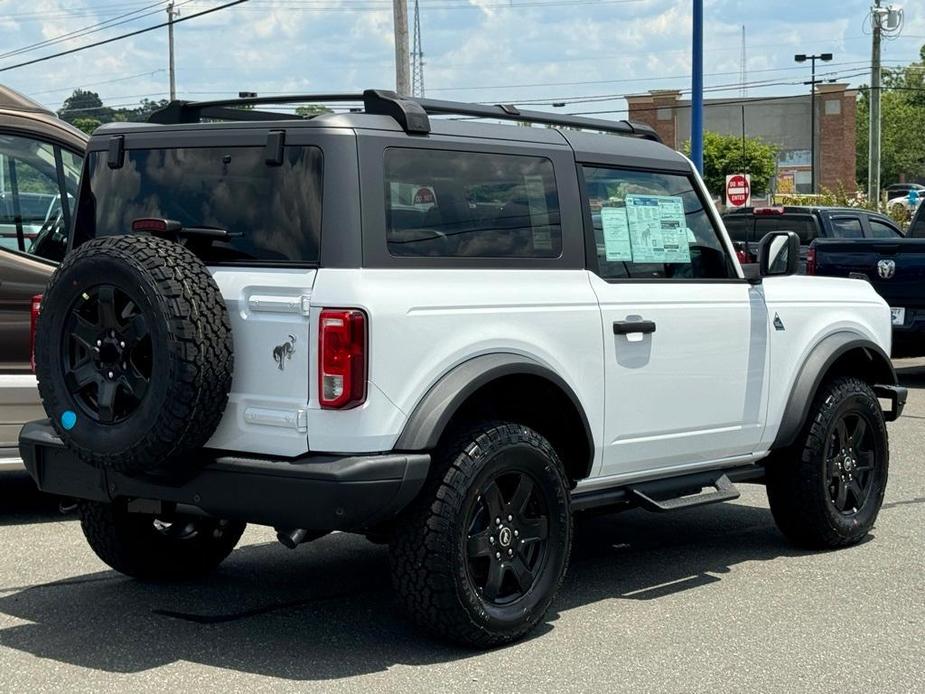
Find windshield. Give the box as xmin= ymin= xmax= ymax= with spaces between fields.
xmin=74 ymin=145 xmax=323 ymax=264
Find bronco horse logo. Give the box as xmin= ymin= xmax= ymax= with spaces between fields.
xmin=273 ymin=335 xmax=297 ymax=370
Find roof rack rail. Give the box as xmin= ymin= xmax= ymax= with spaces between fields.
xmin=147 ymin=89 xmax=661 ymax=143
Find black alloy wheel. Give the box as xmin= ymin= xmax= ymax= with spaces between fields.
xmin=465 ymin=470 xmax=550 ymax=605
xmin=390 ymin=421 xmax=572 ymax=647
xmin=34 ymin=234 xmax=233 ymax=474
xmin=826 ymin=410 xmax=877 ymax=515
xmin=766 ymin=376 xmax=889 ymax=549
xmin=62 ymin=284 xmax=152 ymax=424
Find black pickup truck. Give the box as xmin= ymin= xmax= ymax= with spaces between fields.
xmin=723 ymin=206 xmax=904 ymax=267
xmin=810 ymin=232 xmax=925 ymax=357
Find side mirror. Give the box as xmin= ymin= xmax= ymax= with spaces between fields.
xmin=758 ymin=231 xmax=800 ymax=277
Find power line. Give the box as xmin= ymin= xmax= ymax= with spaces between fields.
xmin=0 ymin=0 xmax=251 ymax=74
xmin=0 ymin=1 xmax=170 ymax=61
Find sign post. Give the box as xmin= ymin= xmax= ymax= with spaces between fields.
xmin=725 ymin=173 xmax=751 ymax=208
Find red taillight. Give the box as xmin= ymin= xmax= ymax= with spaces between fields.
xmin=318 ymin=309 xmax=367 ymax=409
xmin=132 ymin=218 xmax=181 ymax=234
xmin=754 ymin=206 xmax=784 ymax=216
xmin=30 ymin=294 xmax=42 ymax=373
xmin=806 ymin=246 xmax=816 ymax=275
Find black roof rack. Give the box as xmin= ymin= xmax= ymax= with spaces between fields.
xmin=147 ymin=89 xmax=661 ymax=143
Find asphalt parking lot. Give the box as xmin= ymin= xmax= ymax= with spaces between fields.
xmin=0 ymin=364 xmax=923 ymax=693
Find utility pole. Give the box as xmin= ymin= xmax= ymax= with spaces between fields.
xmin=691 ymin=0 xmax=703 ymax=174
xmin=167 ymin=1 xmax=178 ymax=101
xmin=795 ymin=51 xmax=833 ymax=194
xmin=868 ymin=0 xmax=883 ymax=205
xmin=740 ymin=25 xmax=747 ymax=97
xmin=392 ymin=0 xmax=411 ymax=96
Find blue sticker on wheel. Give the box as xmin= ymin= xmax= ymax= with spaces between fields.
xmin=61 ymin=410 xmax=77 ymax=430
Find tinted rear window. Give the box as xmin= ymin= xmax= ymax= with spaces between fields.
xmin=75 ymin=146 xmax=323 ymax=263
xmin=384 ymin=148 xmax=562 ymax=258
xmin=722 ymin=216 xmax=752 ymax=242
xmin=755 ymin=215 xmax=818 ymax=244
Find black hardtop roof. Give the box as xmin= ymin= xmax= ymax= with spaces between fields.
xmin=90 ymin=89 xmax=689 ymax=171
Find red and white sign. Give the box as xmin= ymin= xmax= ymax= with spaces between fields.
xmin=725 ymin=173 xmax=751 ymax=208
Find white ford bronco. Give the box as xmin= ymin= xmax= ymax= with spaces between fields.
xmin=20 ymin=91 xmax=906 ymax=647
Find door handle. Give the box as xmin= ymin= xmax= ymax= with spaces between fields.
xmin=613 ymin=320 xmax=656 ymax=335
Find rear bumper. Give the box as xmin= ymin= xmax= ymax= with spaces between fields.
xmin=19 ymin=420 xmax=430 ymax=531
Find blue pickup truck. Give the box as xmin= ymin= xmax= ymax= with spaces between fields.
xmin=810 ymin=203 xmax=925 ymax=357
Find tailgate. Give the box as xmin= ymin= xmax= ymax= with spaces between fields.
xmin=812 ymin=239 xmax=925 ymax=310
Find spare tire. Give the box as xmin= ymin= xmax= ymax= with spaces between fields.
xmin=34 ymin=234 xmax=233 ymax=475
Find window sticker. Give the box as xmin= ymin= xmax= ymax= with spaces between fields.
xmin=625 ymin=194 xmax=691 ymax=264
xmin=600 ymin=206 xmax=633 ymax=261
xmin=524 ymin=174 xmax=552 ymax=251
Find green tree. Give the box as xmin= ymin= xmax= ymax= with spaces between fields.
xmin=295 ymin=104 xmax=332 ymax=118
xmin=58 ymin=89 xmax=112 ymax=124
xmin=682 ymin=131 xmax=778 ymax=196
xmin=856 ymin=43 xmax=925 ymax=187
xmin=71 ymin=117 xmax=102 ymax=134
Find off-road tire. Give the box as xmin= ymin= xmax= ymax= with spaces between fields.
xmin=766 ymin=377 xmax=888 ymax=549
xmin=78 ymin=500 xmax=246 ymax=580
xmin=390 ymin=421 xmax=572 ymax=648
xmin=35 ymin=234 xmax=233 ymax=474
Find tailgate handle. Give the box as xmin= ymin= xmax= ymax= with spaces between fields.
xmin=873 ymin=244 xmax=899 ymax=254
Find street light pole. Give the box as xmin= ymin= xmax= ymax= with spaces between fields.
xmin=795 ymin=52 xmax=833 ymax=194
xmin=691 ymin=0 xmax=704 ymax=174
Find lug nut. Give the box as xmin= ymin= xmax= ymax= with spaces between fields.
xmin=107 ymin=371 xmax=114 ymax=379
xmin=495 ymin=517 xmax=501 ymax=525
xmin=96 ymin=340 xmax=102 ymax=346
xmin=514 ymin=530 xmax=519 ymax=537
xmin=489 ymin=536 xmax=495 ymax=544
xmin=507 ymin=514 xmax=513 ymax=522
xmin=120 ymin=341 xmax=125 ymax=348
xmin=507 ymin=549 xmax=513 ymax=556
xmin=495 ymin=552 xmax=501 ymax=560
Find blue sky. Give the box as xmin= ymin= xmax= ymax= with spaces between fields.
xmin=0 ymin=0 xmax=923 ymax=118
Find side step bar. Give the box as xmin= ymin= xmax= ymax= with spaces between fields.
xmin=572 ymin=465 xmax=763 ymax=514
xmin=628 ymin=474 xmax=739 ymax=512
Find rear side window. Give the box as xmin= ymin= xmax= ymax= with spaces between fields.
xmin=75 ymin=146 xmax=323 ymax=264
xmin=754 ymin=215 xmax=818 ymax=244
xmin=722 ymin=216 xmax=752 ymax=243
xmin=384 ymin=148 xmax=562 ymax=258
xmin=581 ymin=166 xmax=734 ymax=280
xmin=830 ymin=217 xmax=864 ymax=239
xmin=868 ymin=219 xmax=901 ymax=238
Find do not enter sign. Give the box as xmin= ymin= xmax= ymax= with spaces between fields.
xmin=725 ymin=173 xmax=751 ymax=207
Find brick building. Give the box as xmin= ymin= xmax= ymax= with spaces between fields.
xmin=626 ymin=84 xmax=857 ymax=194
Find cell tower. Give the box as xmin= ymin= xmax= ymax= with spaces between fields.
xmin=411 ymin=0 xmax=425 ymax=97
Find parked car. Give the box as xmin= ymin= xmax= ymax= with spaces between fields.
xmin=20 ymin=90 xmax=904 ymax=647
xmin=722 ymin=205 xmax=904 ymax=268
xmin=0 ymin=85 xmax=87 ymax=469
xmin=884 ymin=182 xmax=925 ymax=198
xmin=809 ymin=236 xmax=925 ymax=356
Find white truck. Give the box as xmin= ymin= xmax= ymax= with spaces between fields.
xmin=20 ymin=91 xmax=905 ymax=647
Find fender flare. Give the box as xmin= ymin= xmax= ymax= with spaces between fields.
xmin=771 ymin=332 xmax=896 ymax=450
xmin=394 ymin=353 xmax=594 ymax=462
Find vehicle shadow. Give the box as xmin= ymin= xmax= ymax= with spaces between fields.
xmin=0 ymin=493 xmax=812 ymax=681
xmin=0 ymin=471 xmax=64 ymax=526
